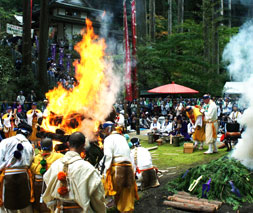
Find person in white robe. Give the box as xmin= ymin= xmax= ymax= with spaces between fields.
xmin=0 ymin=121 xmax=34 ymax=213
xmin=130 ymin=140 xmax=159 ymax=190
xmin=42 ymin=132 xmax=106 ymax=213
xmin=100 ymin=122 xmax=138 ymax=212
xmin=202 ymin=94 xmax=218 ymax=154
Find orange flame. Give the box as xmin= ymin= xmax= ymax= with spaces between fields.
xmin=41 ymin=19 xmax=107 ymax=136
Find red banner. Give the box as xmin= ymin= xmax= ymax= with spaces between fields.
xmin=124 ymin=0 xmax=132 ymax=101
xmin=31 ymin=0 xmax=32 ymax=25
xmin=131 ymin=0 xmax=138 ymax=99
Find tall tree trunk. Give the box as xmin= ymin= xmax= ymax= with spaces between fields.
xmin=38 ymin=0 xmax=49 ymax=95
xmin=22 ymin=0 xmax=31 ymax=70
xmin=177 ymin=0 xmax=184 ymax=32
xmin=168 ymin=0 xmax=172 ymax=35
xmin=228 ymin=0 xmax=231 ymax=28
xmin=136 ymin=0 xmax=147 ymax=42
xmin=149 ymin=0 xmax=156 ymax=41
xmin=181 ymin=0 xmax=184 ymax=32
xmin=177 ymin=0 xmax=181 ymax=32
xmin=203 ymin=0 xmax=210 ymax=64
xmin=212 ymin=0 xmax=220 ymax=74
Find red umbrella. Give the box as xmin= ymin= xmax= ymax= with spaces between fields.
xmin=148 ymin=82 xmax=199 ymax=94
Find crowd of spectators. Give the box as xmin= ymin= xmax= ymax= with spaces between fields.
xmin=114 ymin=96 xmax=246 ymax=139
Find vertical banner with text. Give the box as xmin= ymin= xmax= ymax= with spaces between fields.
xmin=131 ymin=0 xmax=138 ymax=99
xmin=124 ymin=0 xmax=132 ymax=101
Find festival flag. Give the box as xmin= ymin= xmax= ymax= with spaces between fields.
xmin=30 ymin=0 xmax=32 ymax=25
xmin=66 ymin=53 xmax=71 ymax=72
xmin=131 ymin=0 xmax=138 ymax=99
xmin=123 ymin=0 xmax=132 ymax=101
xmin=59 ymin=47 xmax=64 ymax=65
xmin=51 ymin=44 xmax=56 ymax=61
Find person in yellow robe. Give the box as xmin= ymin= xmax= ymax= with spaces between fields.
xmin=26 ymin=102 xmax=42 ymax=142
xmin=100 ymin=122 xmax=139 ymax=213
xmin=30 ymin=138 xmax=64 ymax=213
xmin=185 ymin=106 xmax=205 ymax=150
xmin=2 ymin=106 xmax=17 ymax=138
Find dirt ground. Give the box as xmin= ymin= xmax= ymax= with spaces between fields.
xmin=134 ymin=169 xmax=253 ymax=213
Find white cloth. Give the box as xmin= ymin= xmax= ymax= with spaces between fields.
xmin=204 ymin=100 xmax=218 ymax=122
xmin=150 ymin=122 xmax=161 ymax=132
xmin=161 ymin=122 xmax=172 ymax=133
xmin=43 ymin=151 xmax=106 ymax=213
xmin=229 ymin=111 xmax=242 ymax=122
xmin=0 ymin=134 xmax=34 ymax=170
xmin=101 ymin=133 xmax=132 ymax=176
xmin=2 ymin=113 xmax=12 ymax=129
xmin=116 ymin=114 xmax=125 ymax=126
xmin=16 ymin=95 xmax=25 ymax=105
xmin=27 ymin=110 xmax=42 ymax=126
xmin=130 ymin=147 xmax=153 ymax=173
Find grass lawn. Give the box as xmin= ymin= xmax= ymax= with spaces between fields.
xmin=140 ymin=138 xmax=228 ymax=171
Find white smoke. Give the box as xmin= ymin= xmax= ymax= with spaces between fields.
xmin=79 ymin=11 xmax=124 ymax=140
xmin=222 ymin=21 xmax=253 ymax=169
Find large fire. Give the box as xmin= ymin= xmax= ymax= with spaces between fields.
xmin=41 ymin=19 xmax=118 ymax=139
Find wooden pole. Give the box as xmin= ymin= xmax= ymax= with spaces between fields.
xmin=163 ymin=200 xmax=216 ymax=212
xmin=168 ymin=0 xmax=172 ymax=35
xmin=38 ymin=0 xmax=49 ymax=96
xmin=22 ymin=0 xmax=31 ymax=70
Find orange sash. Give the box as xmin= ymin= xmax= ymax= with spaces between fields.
xmin=0 ymin=170 xmax=5 ymax=206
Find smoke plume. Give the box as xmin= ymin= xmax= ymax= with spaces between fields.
xmin=222 ymin=20 xmax=253 ymax=169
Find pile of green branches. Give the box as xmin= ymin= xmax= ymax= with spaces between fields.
xmin=167 ymin=157 xmax=253 ymax=210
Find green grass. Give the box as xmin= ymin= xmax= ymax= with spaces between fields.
xmin=140 ymin=139 xmax=228 ymax=171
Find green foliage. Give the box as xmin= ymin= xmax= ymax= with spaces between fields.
xmin=0 ymin=46 xmax=18 ymax=101
xmin=167 ymin=157 xmax=253 ymax=210
xmin=137 ymin=18 xmax=238 ymax=96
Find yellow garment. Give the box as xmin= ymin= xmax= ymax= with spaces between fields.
xmin=2 ymin=113 xmax=16 ymax=138
xmin=27 ymin=109 xmax=42 ymax=142
xmin=29 ymin=118 xmax=38 ymax=142
xmin=186 ymin=108 xmax=205 ymax=142
xmin=30 ymin=151 xmax=64 ymax=175
xmin=103 ymin=163 xmax=139 ymax=212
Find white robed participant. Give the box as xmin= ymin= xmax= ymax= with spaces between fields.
xmin=100 ymin=122 xmax=138 ymax=213
xmin=42 ymin=132 xmax=106 ymax=213
xmin=0 ymin=119 xmax=34 ymax=213
xmin=130 ymin=139 xmax=160 ymax=190
xmin=202 ymin=94 xmax=218 ymax=154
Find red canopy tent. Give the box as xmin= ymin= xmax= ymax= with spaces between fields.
xmin=148 ymin=82 xmax=199 ymax=94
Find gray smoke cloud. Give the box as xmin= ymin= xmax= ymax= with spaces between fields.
xmin=222 ymin=21 xmax=253 ymax=169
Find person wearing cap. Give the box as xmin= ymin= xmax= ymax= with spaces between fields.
xmin=100 ymin=122 xmax=138 ymax=212
xmin=130 ymin=139 xmax=160 ymax=191
xmin=0 ymin=120 xmax=34 ymax=213
xmin=202 ymin=94 xmax=218 ymax=154
xmin=2 ymin=106 xmax=18 ymax=138
xmin=26 ymin=102 xmax=42 ymax=142
xmin=185 ymin=106 xmax=205 ymax=150
xmin=30 ymin=138 xmax=64 ymax=213
xmin=228 ymin=105 xmax=242 ymax=123
xmin=42 ymin=132 xmax=106 ymax=212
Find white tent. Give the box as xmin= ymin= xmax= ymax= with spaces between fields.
xmin=223 ymin=82 xmax=245 ymax=95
